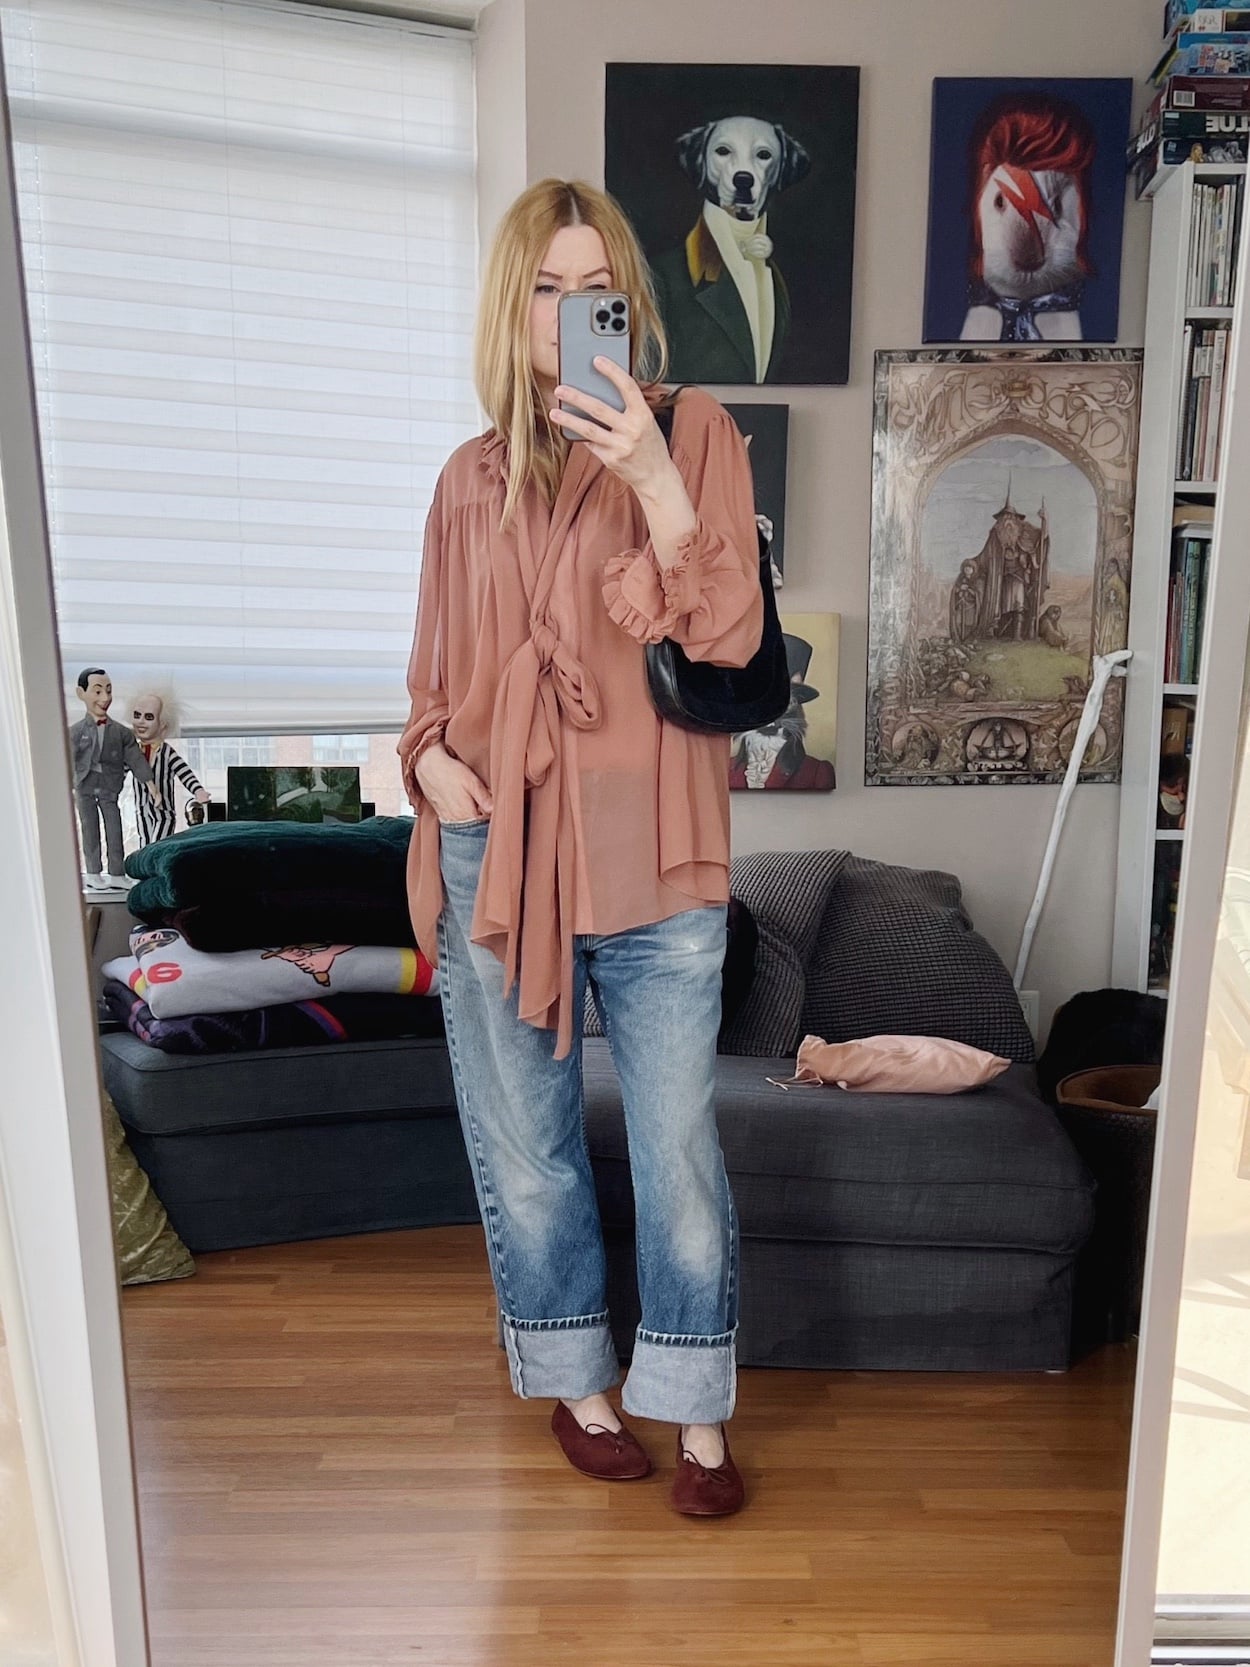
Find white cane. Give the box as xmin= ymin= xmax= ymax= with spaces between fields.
xmin=1013 ymin=648 xmax=1133 ymax=990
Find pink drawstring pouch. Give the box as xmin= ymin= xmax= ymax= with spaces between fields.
xmin=768 ymin=1033 xmax=1012 ymax=1094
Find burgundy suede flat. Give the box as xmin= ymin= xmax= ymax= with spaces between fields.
xmin=550 ymin=1399 xmax=653 ymax=1480
xmin=670 ymin=1424 xmax=745 ymax=1516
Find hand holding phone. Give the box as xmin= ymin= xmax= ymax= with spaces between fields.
xmin=557 ymin=291 xmax=631 ymax=441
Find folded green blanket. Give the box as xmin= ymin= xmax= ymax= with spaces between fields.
xmin=123 ymin=816 xmax=414 ymax=911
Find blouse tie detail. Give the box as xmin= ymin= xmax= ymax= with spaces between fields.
xmin=469 ymin=443 xmax=607 ymax=1060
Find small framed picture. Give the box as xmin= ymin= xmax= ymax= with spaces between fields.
xmin=730 ymin=612 xmax=838 ymax=792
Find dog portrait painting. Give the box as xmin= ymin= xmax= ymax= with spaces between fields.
xmin=730 ymin=613 xmax=839 ymax=792
xmin=606 ymin=63 xmax=860 ymax=385
xmin=923 ymin=79 xmax=1133 ymax=345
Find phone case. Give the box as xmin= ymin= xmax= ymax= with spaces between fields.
xmin=558 ymin=291 xmax=631 ymax=438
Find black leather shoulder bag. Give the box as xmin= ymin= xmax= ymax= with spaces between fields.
xmin=644 ymin=391 xmax=791 ymax=734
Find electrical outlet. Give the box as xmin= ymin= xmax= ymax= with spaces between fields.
xmin=1018 ymin=989 xmax=1040 ymax=1037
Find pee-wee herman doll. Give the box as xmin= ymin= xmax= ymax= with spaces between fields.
xmin=128 ymin=690 xmax=210 ymax=844
xmin=68 ymin=667 xmax=160 ymax=888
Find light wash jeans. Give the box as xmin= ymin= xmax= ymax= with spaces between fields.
xmin=436 ymin=815 xmax=739 ymax=1425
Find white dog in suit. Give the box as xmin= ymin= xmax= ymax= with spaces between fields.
xmin=679 ymin=114 xmax=809 ymax=227
xmin=651 ymin=115 xmax=811 ymax=384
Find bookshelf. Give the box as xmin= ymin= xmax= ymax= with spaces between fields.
xmin=1113 ymin=161 xmax=1245 ymax=997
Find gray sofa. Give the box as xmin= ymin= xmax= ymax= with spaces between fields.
xmin=98 ymin=849 xmax=1096 ymax=1372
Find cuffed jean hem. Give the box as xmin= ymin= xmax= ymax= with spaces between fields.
xmin=620 ymin=1327 xmax=738 ymax=1425
xmin=500 ymin=1309 xmax=623 ymax=1400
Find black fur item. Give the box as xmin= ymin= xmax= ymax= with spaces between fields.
xmin=721 ymin=896 xmax=760 ymax=1034
xmin=1035 ymin=987 xmax=1168 ymax=1105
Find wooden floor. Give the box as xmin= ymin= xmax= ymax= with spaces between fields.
xmin=120 ymin=1226 xmax=1137 ymax=1667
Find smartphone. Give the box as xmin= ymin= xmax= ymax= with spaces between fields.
xmin=557 ymin=290 xmax=631 ymax=440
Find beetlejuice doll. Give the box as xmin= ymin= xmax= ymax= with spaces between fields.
xmin=128 ymin=690 xmax=210 ymax=844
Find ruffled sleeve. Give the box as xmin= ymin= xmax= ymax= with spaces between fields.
xmin=397 ymin=469 xmax=451 ymax=811
xmin=601 ymin=392 xmax=764 ymax=668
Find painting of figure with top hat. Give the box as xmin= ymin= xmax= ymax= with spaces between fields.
xmin=729 ymin=615 xmax=839 ymax=791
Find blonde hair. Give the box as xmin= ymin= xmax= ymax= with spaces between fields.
xmin=474 ymin=178 xmax=668 ymax=528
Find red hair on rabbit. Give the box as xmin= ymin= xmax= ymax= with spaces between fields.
xmin=967 ymin=92 xmax=1096 ymax=284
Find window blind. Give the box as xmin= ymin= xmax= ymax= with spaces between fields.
xmin=0 ymin=0 xmax=479 ymax=731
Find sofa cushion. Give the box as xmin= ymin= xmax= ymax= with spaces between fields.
xmin=581 ymin=1039 xmax=1093 ymax=1254
xmin=99 ymin=1030 xmax=455 ymax=1137
xmin=716 ymin=849 xmax=850 ymax=1056
xmin=802 ymin=857 xmax=1036 ymax=1063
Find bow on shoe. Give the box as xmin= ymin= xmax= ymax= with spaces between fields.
xmin=680 ymin=1445 xmax=733 ymax=1480
xmin=585 ymin=1423 xmax=631 ymax=1452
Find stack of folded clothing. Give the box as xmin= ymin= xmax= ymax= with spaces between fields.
xmin=102 ymin=817 xmax=445 ymax=1055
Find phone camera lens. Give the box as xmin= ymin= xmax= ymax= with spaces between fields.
xmin=611 ymin=299 xmax=626 ymax=315
xmin=612 ymin=318 xmax=625 ymax=331
xmin=595 ymin=309 xmax=610 ymax=326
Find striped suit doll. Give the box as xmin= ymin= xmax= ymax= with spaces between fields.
xmin=129 ymin=691 xmax=211 ymax=844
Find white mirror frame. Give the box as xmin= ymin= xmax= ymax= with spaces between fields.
xmin=0 ymin=41 xmax=150 ymax=1667
xmin=1115 ymin=182 xmax=1250 ymax=1664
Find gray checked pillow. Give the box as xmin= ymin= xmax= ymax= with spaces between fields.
xmin=582 ymin=851 xmax=847 ymax=1057
xmin=584 ymin=896 xmax=759 ymax=1044
xmin=801 ymin=856 xmax=1035 ymax=1064
xmin=716 ymin=849 xmax=850 ymax=1057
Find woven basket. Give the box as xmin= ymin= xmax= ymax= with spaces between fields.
xmin=1057 ymin=1064 xmax=1159 ymax=1347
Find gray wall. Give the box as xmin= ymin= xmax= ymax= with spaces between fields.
xmin=479 ymin=0 xmax=1159 ymax=1037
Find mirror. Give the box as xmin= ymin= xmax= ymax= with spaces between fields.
xmin=2 ymin=3 xmax=1240 ymax=1662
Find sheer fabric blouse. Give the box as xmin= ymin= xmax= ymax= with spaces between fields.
xmin=398 ymin=383 xmax=763 ymax=1059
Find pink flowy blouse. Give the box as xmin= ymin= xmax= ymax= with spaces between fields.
xmin=398 ymin=383 xmax=763 ymax=1059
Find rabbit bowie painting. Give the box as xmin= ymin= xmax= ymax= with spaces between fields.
xmin=923 ymin=78 xmax=1133 ymax=345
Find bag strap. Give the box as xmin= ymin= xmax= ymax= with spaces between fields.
xmin=653 ymin=384 xmax=692 ymax=448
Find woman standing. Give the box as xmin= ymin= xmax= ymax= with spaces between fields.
xmin=399 ymin=179 xmax=762 ymax=1516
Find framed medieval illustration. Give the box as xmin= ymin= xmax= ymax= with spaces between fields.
xmin=865 ymin=347 xmax=1141 ymax=787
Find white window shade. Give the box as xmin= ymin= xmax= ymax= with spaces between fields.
xmin=0 ymin=0 xmax=479 ymax=732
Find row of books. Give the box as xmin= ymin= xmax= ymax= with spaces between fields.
xmin=1148 ymin=7 xmax=1230 ymax=989
xmin=1188 ymin=178 xmax=1244 ymax=302
xmin=1165 ymin=531 xmax=1211 ymax=683
xmin=1176 ymin=321 xmax=1231 ymax=479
